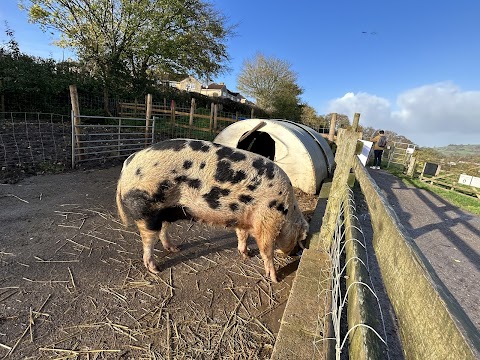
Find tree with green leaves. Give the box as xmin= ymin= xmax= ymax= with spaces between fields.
xmin=237 ymin=52 xmax=302 ymax=119
xmin=20 ymin=0 xmax=233 ymax=112
xmin=300 ymin=105 xmax=326 ymax=131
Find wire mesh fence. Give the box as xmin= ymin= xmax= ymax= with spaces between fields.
xmin=0 ymin=112 xmax=71 ymax=180
xmin=314 ymin=185 xmax=390 ymax=359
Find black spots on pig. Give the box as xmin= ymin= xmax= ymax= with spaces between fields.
xmin=145 ymin=207 xmax=195 ymax=231
xmin=175 ymin=175 xmax=188 ymax=183
xmin=276 ymin=202 xmax=288 ymax=215
xmin=122 ymin=189 xmax=152 ymax=220
xmin=216 ymin=146 xmax=247 ymax=162
xmin=123 ymin=187 xmax=177 ymax=222
xmin=174 ymin=175 xmax=202 ymax=189
xmin=215 ymin=160 xmax=247 ymax=184
xmin=188 ymin=179 xmax=202 ymax=189
xmin=247 ymin=177 xmax=262 ymax=191
xmin=189 ymin=140 xmax=211 ymax=152
xmin=135 ymin=167 xmax=142 ymax=177
xmin=252 ymin=158 xmax=275 ymax=179
xmin=154 ymin=162 xmax=159 ymax=167
xmin=239 ymin=194 xmax=254 ymax=204
xmin=199 ymin=162 xmax=206 ymax=170
xmin=226 ymin=219 xmax=238 ymax=227
xmin=268 ymin=200 xmax=288 ymax=215
xmin=229 ymin=203 xmax=239 ymax=212
xmin=153 ymin=180 xmax=174 ymax=203
xmin=183 ymin=160 xmax=193 ymax=170
xmin=203 ymin=186 xmax=231 ymax=209
xmin=151 ymin=139 xmax=187 ymax=152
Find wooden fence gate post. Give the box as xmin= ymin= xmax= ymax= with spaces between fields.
xmin=170 ymin=99 xmax=176 ymax=132
xmin=328 ymin=113 xmax=337 ymax=142
xmin=69 ymin=84 xmax=83 ymax=167
xmin=213 ymin=104 xmax=218 ymax=132
xmin=145 ymin=93 xmax=153 ymax=144
xmin=209 ymin=103 xmax=214 ymax=133
xmin=189 ymin=98 xmax=195 ymax=138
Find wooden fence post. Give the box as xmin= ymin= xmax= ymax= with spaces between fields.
xmin=213 ymin=104 xmax=218 ymax=132
xmin=189 ymin=98 xmax=195 ymax=138
xmin=328 ymin=113 xmax=337 ymax=142
xmin=69 ymin=84 xmax=83 ymax=166
xmin=145 ymin=93 xmax=153 ymax=144
xmin=171 ymin=100 xmax=176 ymax=123
xmin=250 ymin=108 xmax=254 ymax=119
xmin=352 ymin=112 xmax=360 ymax=131
xmin=209 ymin=103 xmax=214 ymax=133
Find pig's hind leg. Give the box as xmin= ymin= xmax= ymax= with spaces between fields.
xmin=235 ymin=228 xmax=250 ymax=259
xmin=159 ymin=222 xmax=180 ymax=252
xmin=136 ymin=220 xmax=161 ymax=274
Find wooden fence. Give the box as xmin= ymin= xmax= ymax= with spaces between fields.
xmin=419 ymin=163 xmax=480 ymax=199
xmin=119 ymin=97 xmax=256 ymax=141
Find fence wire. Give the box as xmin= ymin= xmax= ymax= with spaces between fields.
xmin=314 ymin=185 xmax=389 ymax=360
xmin=0 ymin=112 xmax=70 ymax=170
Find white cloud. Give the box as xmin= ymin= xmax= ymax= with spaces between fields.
xmin=326 ymin=82 xmax=480 ymax=147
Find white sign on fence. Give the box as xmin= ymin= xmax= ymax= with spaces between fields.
xmin=470 ymin=176 xmax=480 ymax=189
xmin=458 ymin=174 xmax=472 ymax=186
xmin=458 ymin=174 xmax=480 ymax=188
xmin=357 ymin=140 xmax=373 ymax=166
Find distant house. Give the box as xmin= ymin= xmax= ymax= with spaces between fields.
xmin=202 ymin=82 xmax=227 ymax=98
xmin=175 ymin=76 xmax=203 ymax=93
xmin=174 ymin=77 xmax=251 ymax=104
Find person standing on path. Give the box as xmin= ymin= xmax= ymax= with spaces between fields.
xmin=370 ymin=130 xmax=387 ymax=169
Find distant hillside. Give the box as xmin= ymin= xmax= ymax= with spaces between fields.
xmin=434 ymin=144 xmax=480 ymax=157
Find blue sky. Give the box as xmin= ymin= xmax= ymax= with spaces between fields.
xmin=1 ymin=0 xmax=479 ymax=147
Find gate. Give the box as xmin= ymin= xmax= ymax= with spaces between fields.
xmin=71 ymin=113 xmax=155 ymax=168
xmin=387 ymin=141 xmax=416 ymax=168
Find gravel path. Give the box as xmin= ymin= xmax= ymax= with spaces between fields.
xmin=367 ymin=168 xmax=480 ymax=330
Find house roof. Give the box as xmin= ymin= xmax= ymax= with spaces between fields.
xmin=206 ymin=83 xmax=226 ymax=90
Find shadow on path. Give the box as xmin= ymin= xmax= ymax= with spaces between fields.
xmin=368 ymin=169 xmax=480 ymax=329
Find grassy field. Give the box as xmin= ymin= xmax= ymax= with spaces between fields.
xmin=387 ymin=167 xmax=480 ymax=215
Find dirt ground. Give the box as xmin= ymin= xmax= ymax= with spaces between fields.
xmin=2 ymin=165 xmax=477 ymax=359
xmin=0 ymin=166 xmax=317 ymax=359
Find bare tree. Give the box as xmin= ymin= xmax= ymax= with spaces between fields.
xmin=237 ymin=52 xmax=302 ymax=118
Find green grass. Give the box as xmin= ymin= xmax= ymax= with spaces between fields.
xmin=386 ymin=167 xmax=480 ymax=215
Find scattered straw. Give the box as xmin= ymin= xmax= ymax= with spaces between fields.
xmin=6 ymin=294 xmax=51 ymax=357
xmin=39 ymin=347 xmax=121 ymax=355
xmin=67 ymin=267 xmax=76 ymax=289
xmin=2 ymin=194 xmax=29 ymax=203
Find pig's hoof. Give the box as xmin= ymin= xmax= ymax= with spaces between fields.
xmin=166 ymin=245 xmax=180 ymax=253
xmin=266 ymin=269 xmax=278 ymax=283
xmin=144 ymin=259 xmax=160 ymax=274
xmin=238 ymin=248 xmax=252 ymax=260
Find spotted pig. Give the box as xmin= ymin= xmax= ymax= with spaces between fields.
xmin=115 ymin=139 xmax=308 ymax=282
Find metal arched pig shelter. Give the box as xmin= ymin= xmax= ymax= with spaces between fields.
xmin=214 ymin=119 xmax=335 ymax=194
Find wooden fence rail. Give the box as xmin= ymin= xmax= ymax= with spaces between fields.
xmin=119 ymin=97 xmax=254 ymax=140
